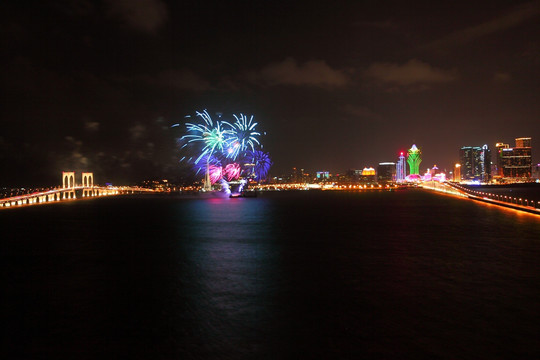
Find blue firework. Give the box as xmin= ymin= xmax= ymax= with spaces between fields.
xmin=223 ymin=114 xmax=260 ymax=160
xmin=247 ymin=150 xmax=272 ymax=180
xmin=181 ymin=110 xmax=231 ymax=164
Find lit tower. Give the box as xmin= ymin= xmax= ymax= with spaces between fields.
xmin=396 ymin=152 xmax=406 ymax=182
xmin=407 ymin=144 xmax=422 ymax=175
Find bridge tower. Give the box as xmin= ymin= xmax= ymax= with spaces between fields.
xmin=82 ymin=172 xmax=94 ymax=197
xmin=62 ymin=171 xmax=75 ymax=189
xmin=62 ymin=171 xmax=76 ymax=199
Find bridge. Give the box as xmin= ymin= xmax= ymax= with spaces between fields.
xmin=422 ymin=180 xmax=540 ymax=215
xmin=1 ymin=172 xmax=154 ymax=209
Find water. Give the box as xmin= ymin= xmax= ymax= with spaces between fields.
xmin=1 ymin=190 xmax=540 ymax=359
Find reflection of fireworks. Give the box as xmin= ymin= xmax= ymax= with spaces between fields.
xmin=247 ymin=150 xmax=272 ymax=180
xmin=223 ymin=163 xmax=241 ymax=181
xmin=224 ymin=114 xmax=260 ymax=159
xmin=182 ymin=110 xmax=230 ymax=164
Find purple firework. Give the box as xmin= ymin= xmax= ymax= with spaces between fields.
xmin=247 ymin=150 xmax=272 ymax=180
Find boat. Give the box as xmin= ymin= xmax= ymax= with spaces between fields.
xmin=229 ymin=190 xmax=257 ymax=198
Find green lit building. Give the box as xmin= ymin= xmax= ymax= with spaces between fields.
xmin=407 ymin=144 xmax=422 ymax=175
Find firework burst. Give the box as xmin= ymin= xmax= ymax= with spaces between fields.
xmin=223 ymin=163 xmax=242 ymax=181
xmin=177 ymin=109 xmax=272 ymax=189
xmin=246 ymin=150 xmax=272 ymax=180
xmin=181 ymin=110 xmax=231 ymax=164
xmin=224 ymin=114 xmax=260 ymax=159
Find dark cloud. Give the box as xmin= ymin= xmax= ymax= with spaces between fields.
xmin=245 ymin=58 xmax=350 ymax=88
xmin=54 ymin=0 xmax=95 ymax=16
xmin=129 ymin=124 xmax=147 ymax=141
xmin=105 ymin=0 xmax=168 ymax=33
xmin=152 ymin=69 xmax=212 ymax=92
xmin=84 ymin=121 xmax=100 ymax=132
xmin=341 ymin=104 xmax=382 ymax=122
xmin=493 ymin=72 xmax=512 ymax=83
xmin=427 ymin=0 xmax=540 ymax=50
xmin=364 ymin=59 xmax=457 ymax=89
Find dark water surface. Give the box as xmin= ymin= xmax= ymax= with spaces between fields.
xmin=2 ymin=190 xmax=540 ymax=359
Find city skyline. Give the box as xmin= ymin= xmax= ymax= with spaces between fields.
xmin=1 ymin=1 xmax=540 ymax=186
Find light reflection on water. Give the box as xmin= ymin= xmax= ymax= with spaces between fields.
xmin=1 ymin=190 xmax=540 ymax=358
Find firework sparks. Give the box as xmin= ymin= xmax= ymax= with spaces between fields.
xmin=224 ymin=114 xmax=260 ymax=159
xmin=247 ymin=150 xmax=272 ymax=180
xmin=178 ymin=110 xmax=272 ymax=189
xmin=223 ymin=163 xmax=242 ymax=181
xmin=181 ymin=110 xmax=231 ymax=164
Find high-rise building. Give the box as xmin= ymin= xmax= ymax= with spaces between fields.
xmin=377 ymin=162 xmax=396 ymax=184
xmin=496 ymin=137 xmax=532 ymax=179
xmin=396 ymin=152 xmax=406 ymax=182
xmin=515 ymin=137 xmax=531 ymax=148
xmin=407 ymin=144 xmax=422 ymax=175
xmin=453 ymin=163 xmax=461 ymax=182
xmin=494 ymin=143 xmax=509 ymax=177
xmin=459 ymin=145 xmax=491 ymax=182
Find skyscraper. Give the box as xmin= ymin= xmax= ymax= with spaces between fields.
xmin=460 ymin=146 xmax=479 ymax=180
xmin=497 ymin=137 xmax=532 ymax=179
xmin=407 ymin=144 xmax=422 ymax=175
xmin=459 ymin=145 xmax=491 ymax=182
xmin=396 ymin=152 xmax=406 ymax=182
xmin=377 ymin=162 xmax=396 ymax=184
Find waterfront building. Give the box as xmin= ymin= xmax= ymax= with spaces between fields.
xmin=459 ymin=145 xmax=491 ymax=182
xmin=316 ymin=171 xmax=330 ymax=181
xmin=453 ymin=163 xmax=461 ymax=182
xmin=360 ymin=167 xmax=376 ymax=184
xmin=496 ymin=137 xmax=532 ymax=179
xmin=407 ymin=144 xmax=422 ymax=175
xmin=377 ymin=162 xmax=396 ymax=184
xmin=533 ymin=163 xmax=540 ymax=180
xmin=494 ymin=143 xmax=509 ymax=178
xmin=396 ymin=152 xmax=406 ymax=182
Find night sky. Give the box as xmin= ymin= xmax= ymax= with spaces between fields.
xmin=2 ymin=0 xmax=540 ymax=186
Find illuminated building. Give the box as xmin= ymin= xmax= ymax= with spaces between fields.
xmin=396 ymin=152 xmax=406 ymax=182
xmin=453 ymin=164 xmax=461 ymax=182
xmin=316 ymin=171 xmax=330 ymax=180
xmin=533 ymin=163 xmax=540 ymax=180
xmin=360 ymin=167 xmax=376 ymax=184
xmin=497 ymin=137 xmax=532 ymax=179
xmin=494 ymin=143 xmax=509 ymax=177
xmin=407 ymin=144 xmax=422 ymax=175
xmin=515 ymin=137 xmax=531 ymax=148
xmin=361 ymin=167 xmax=375 ymax=176
xmin=459 ymin=145 xmax=491 ymax=182
xmin=377 ymin=162 xmax=396 ymax=184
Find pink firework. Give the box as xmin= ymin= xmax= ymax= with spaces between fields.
xmin=223 ymin=163 xmax=241 ymax=181
xmin=208 ymin=165 xmax=223 ymax=184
